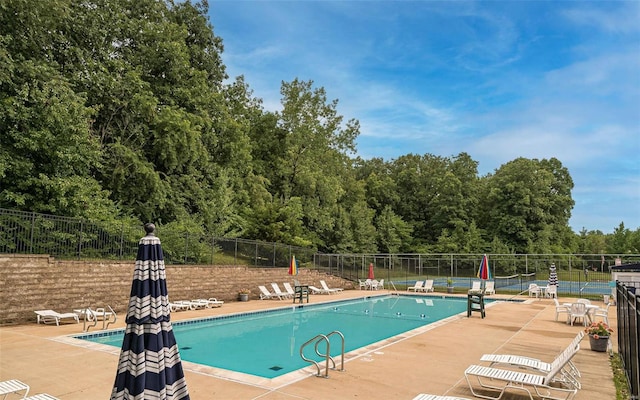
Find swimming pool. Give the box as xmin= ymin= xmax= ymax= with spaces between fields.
xmin=76 ymin=295 xmax=478 ymax=379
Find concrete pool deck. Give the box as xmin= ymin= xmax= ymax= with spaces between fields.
xmin=0 ymin=290 xmax=617 ymax=399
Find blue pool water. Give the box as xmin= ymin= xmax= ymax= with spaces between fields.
xmin=77 ymin=295 xmax=474 ymax=378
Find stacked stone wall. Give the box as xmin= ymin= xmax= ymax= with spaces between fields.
xmin=0 ymin=254 xmax=355 ymax=325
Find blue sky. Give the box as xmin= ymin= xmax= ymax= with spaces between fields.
xmin=208 ymin=1 xmax=640 ymax=234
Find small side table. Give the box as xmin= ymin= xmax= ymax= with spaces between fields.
xmin=467 ymin=293 xmax=485 ymax=318
xmin=294 ymin=285 xmax=309 ymax=303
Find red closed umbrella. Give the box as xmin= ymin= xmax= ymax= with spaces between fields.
xmin=368 ymin=263 xmax=375 ymax=279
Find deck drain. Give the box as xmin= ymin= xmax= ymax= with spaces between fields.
xmin=269 ymin=366 xmax=283 ymax=371
xmin=182 ymin=346 xmax=192 ymax=350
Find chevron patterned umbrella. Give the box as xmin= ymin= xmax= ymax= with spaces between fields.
xmin=548 ymin=263 xmax=558 ymax=287
xmin=111 ymin=223 xmax=190 ymax=400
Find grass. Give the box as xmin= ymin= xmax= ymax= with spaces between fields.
xmin=611 ymin=352 xmax=631 ymax=400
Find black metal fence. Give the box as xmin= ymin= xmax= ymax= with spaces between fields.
xmin=0 ymin=208 xmax=315 ymax=267
xmin=616 ymin=281 xmax=639 ymax=400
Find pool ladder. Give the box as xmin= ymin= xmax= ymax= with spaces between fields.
xmin=82 ymin=305 xmax=117 ymax=332
xmin=300 ymin=330 xmax=345 ymax=378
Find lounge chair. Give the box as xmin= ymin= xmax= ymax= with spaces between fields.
xmin=192 ymin=298 xmax=224 ymax=308
xmin=271 ymin=283 xmax=292 ymax=299
xmin=468 ymin=281 xmax=482 ymax=294
xmin=34 ymin=310 xmax=79 ymax=326
xmin=413 ymin=395 xmax=473 ymax=400
xmin=484 ymin=281 xmax=495 ymax=295
xmin=258 ymin=285 xmax=278 ymax=300
xmin=177 ymin=300 xmax=207 ymax=310
xmin=308 ymin=285 xmax=331 ymax=294
xmin=422 ymin=279 xmax=434 ymax=292
xmin=480 ymin=331 xmax=583 ymax=390
xmin=407 ymin=280 xmax=424 ymax=292
xmin=283 ymin=282 xmax=296 ymax=297
xmin=465 ymin=349 xmax=579 ymax=400
xmin=24 ymin=395 xmax=61 ymax=400
xmin=0 ymin=379 xmax=30 ymax=398
xmin=169 ymin=301 xmax=190 ymax=312
xmin=320 ymin=280 xmax=343 ymax=293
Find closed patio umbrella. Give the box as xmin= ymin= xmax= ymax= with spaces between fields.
xmin=368 ymin=263 xmax=375 ymax=280
xmin=549 ymin=263 xmax=558 ymax=287
xmin=111 ymin=223 xmax=190 ymax=400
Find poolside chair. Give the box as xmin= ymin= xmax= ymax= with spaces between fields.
xmin=258 ymin=285 xmax=279 ymax=300
xmin=358 ymin=279 xmax=368 ymax=290
xmin=271 ymin=283 xmax=292 ymax=299
xmin=376 ymin=278 xmax=384 ymax=290
xmin=480 ymin=331 xmax=584 ymax=390
xmin=24 ymin=394 xmax=61 ymax=400
xmin=169 ymin=301 xmax=190 ymax=312
xmin=484 ymin=281 xmax=495 ymax=295
xmin=569 ymin=302 xmax=588 ymax=326
xmin=308 ymin=285 xmax=331 ymax=294
xmin=34 ymin=310 xmax=80 ymax=326
xmin=0 ymin=379 xmax=30 ymax=398
xmin=468 ymin=281 xmax=482 ymax=294
xmin=465 ymin=349 xmax=579 ymax=400
xmin=175 ymin=300 xmax=207 ymax=310
xmin=593 ymin=303 xmax=610 ymax=325
xmin=320 ymin=280 xmax=343 ymax=293
xmin=407 ymin=280 xmax=424 ymax=292
xmin=545 ymin=285 xmax=557 ymax=298
xmin=369 ymin=279 xmax=380 ymax=290
xmin=553 ymin=298 xmax=571 ymax=322
xmin=528 ymin=283 xmax=541 ymax=298
xmin=192 ymin=298 xmax=224 ymax=308
xmin=413 ymin=395 xmax=473 ymax=400
xmin=283 ymin=282 xmax=296 ymax=297
xmin=421 ymin=279 xmax=434 ymax=292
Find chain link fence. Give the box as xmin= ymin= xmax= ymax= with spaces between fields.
xmin=314 ymin=253 xmax=640 ymax=298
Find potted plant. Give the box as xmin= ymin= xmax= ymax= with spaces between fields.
xmin=238 ymin=288 xmax=251 ymax=302
xmin=585 ymin=321 xmax=613 ymax=352
xmin=446 ymin=278 xmax=455 ymax=293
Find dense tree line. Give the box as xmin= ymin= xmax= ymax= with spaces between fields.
xmin=1 ymin=0 xmax=638 ymax=255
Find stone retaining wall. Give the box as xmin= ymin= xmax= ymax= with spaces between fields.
xmin=0 ymin=254 xmax=355 ymax=325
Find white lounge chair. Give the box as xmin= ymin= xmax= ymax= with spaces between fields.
xmin=169 ymin=301 xmax=190 ymax=312
xmin=308 ymin=285 xmax=331 ymax=294
xmin=24 ymin=394 xmax=61 ymax=400
xmin=465 ymin=349 xmax=579 ymax=400
xmin=34 ymin=310 xmax=79 ymax=326
xmin=192 ymin=298 xmax=224 ymax=308
xmin=175 ymin=300 xmax=207 ymax=310
xmin=407 ymin=280 xmax=424 ymax=292
xmin=422 ymin=279 xmax=434 ymax=292
xmin=413 ymin=395 xmax=473 ymax=400
xmin=271 ymin=283 xmax=292 ymax=299
xmin=480 ymin=331 xmax=584 ymax=390
xmin=320 ymin=280 xmax=343 ymax=293
xmin=283 ymin=282 xmax=296 ymax=297
xmin=0 ymin=379 xmax=30 ymax=398
xmin=258 ymin=285 xmax=278 ymax=300
xmin=484 ymin=281 xmax=495 ymax=295
xmin=469 ymin=281 xmax=482 ymax=294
